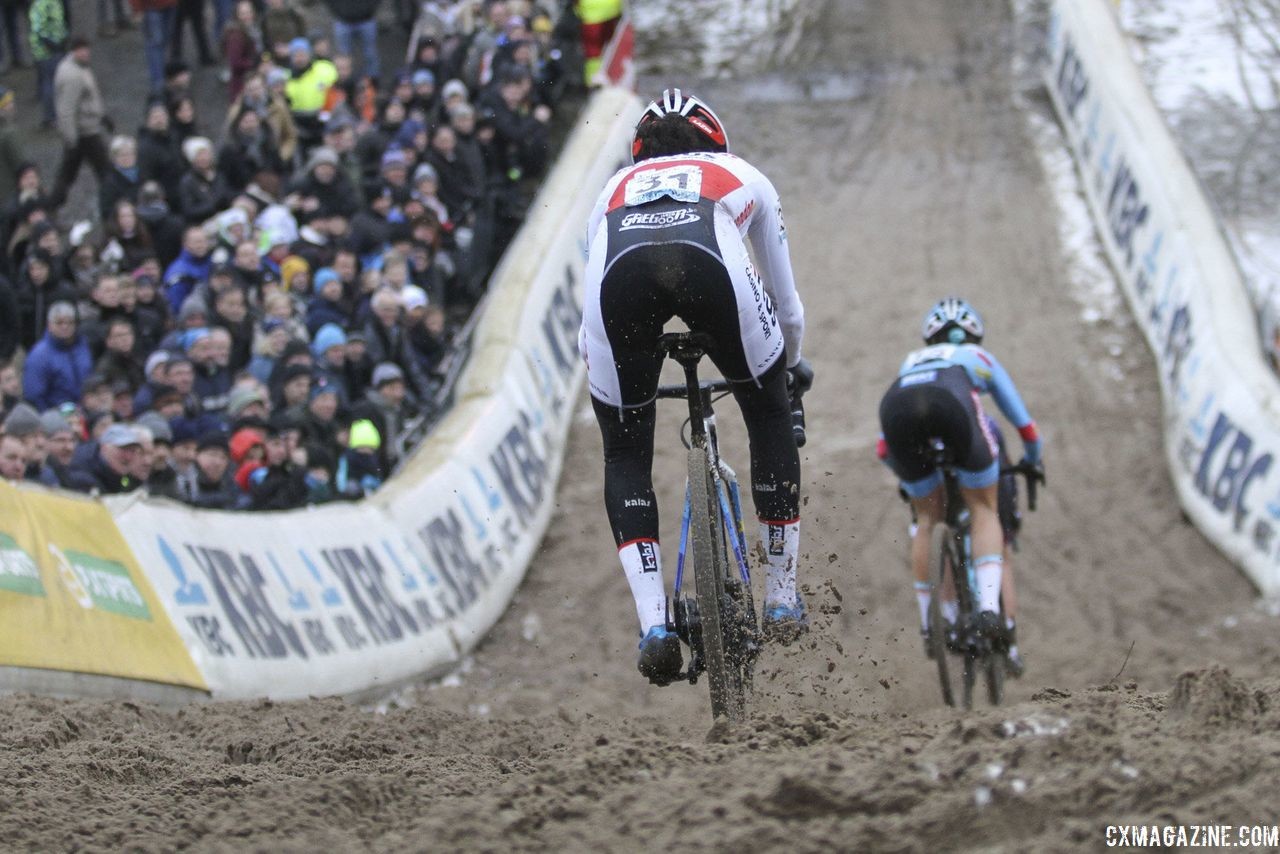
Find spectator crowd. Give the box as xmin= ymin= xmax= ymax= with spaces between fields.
xmin=0 ymin=0 xmax=587 ymax=510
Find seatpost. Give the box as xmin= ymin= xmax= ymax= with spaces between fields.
xmin=681 ymin=355 xmax=707 ymax=443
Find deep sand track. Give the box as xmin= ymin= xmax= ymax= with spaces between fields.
xmin=4 ymin=2 xmax=1280 ymax=850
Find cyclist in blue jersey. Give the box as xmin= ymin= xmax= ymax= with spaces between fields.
xmin=876 ymin=298 xmax=1044 ymax=660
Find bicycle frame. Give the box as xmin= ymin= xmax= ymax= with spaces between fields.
xmin=655 ymin=332 xmax=758 ymax=712
xmin=926 ymin=438 xmax=1041 ymax=708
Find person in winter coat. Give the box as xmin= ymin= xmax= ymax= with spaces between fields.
xmin=351 ymin=360 xmax=420 ymax=470
xmin=176 ymin=136 xmax=232 ymax=224
xmin=260 ymin=0 xmax=304 ymax=62
xmin=228 ymin=424 xmax=266 ymax=492
xmin=0 ymin=273 xmax=18 ymax=363
xmin=67 ymin=422 xmax=144 ymax=494
xmin=28 ymin=0 xmax=67 ymax=128
xmin=52 ymin=38 xmax=110 ymax=207
xmin=210 ymin=284 xmax=254 ymax=372
xmin=310 ymin=322 xmax=349 ymax=406
xmin=163 ymin=224 xmax=213 ymax=313
xmin=305 ymin=267 xmax=348 ymax=335
xmin=98 ymin=135 xmax=143 ymax=220
xmin=248 ymin=420 xmax=309 ymax=509
xmin=22 ymin=301 xmax=91 ymax=410
xmin=286 ymin=146 xmax=358 ymax=221
xmin=217 ymin=107 xmax=285 ymax=193
xmin=136 ymin=181 xmax=185 ymax=267
xmin=335 ymin=417 xmax=382 ymax=497
xmin=221 ymin=0 xmax=264 ymax=101
xmin=137 ymin=97 xmax=186 ymax=204
xmin=92 ymin=317 xmax=145 ymax=391
xmin=184 ymin=430 xmax=243 ymax=508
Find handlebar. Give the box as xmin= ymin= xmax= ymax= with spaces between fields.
xmin=1001 ymin=461 xmax=1045 ymax=511
xmin=655 ymin=380 xmax=734 ymax=399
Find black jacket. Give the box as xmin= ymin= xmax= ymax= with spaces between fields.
xmin=321 ymin=0 xmax=381 ymax=24
xmin=137 ymin=126 xmax=187 ymax=204
xmin=68 ymin=450 xmax=142 ymax=495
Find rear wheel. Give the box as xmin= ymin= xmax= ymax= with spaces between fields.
xmin=688 ymin=445 xmax=746 ymax=721
xmin=926 ymin=524 xmax=955 ymax=707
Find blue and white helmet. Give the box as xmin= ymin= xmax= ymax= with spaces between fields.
xmin=921 ymin=297 xmax=984 ymax=345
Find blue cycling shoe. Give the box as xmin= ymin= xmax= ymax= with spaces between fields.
xmin=762 ymin=597 xmax=809 ymax=645
xmin=637 ymin=625 xmax=683 ymax=685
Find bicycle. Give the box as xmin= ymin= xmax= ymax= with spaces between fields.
xmin=921 ymin=439 xmax=1042 ymax=709
xmin=653 ymin=331 xmax=785 ymax=722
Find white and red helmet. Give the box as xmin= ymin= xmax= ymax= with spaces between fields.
xmin=631 ymin=88 xmax=730 ymax=161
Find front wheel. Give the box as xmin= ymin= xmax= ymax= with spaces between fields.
xmin=688 ymin=444 xmax=746 ymax=721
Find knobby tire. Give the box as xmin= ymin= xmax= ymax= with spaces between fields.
xmin=927 ymin=524 xmax=955 ymax=707
xmin=689 ymin=445 xmax=745 ymax=721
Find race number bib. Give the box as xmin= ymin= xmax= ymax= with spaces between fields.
xmin=901 ymin=344 xmax=956 ymax=371
xmin=624 ymin=164 xmax=703 ymax=206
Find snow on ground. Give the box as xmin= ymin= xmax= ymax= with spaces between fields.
xmin=1117 ymin=0 xmax=1280 ymax=358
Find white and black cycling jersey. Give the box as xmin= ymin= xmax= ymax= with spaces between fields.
xmin=579 ymin=152 xmax=805 ymax=408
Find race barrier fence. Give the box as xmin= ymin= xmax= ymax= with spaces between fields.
xmin=1045 ymin=0 xmax=1280 ymax=595
xmin=0 ymin=86 xmax=643 ymax=700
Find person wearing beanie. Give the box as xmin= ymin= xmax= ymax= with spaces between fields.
xmin=134 ymin=411 xmax=182 ymax=501
xmin=289 ymin=147 xmax=358 ymax=221
xmin=301 ymin=379 xmax=340 ymax=449
xmin=229 ymin=425 xmax=267 ymax=492
xmin=2 ymin=401 xmax=42 ymax=442
xmin=3 ymin=402 xmax=46 ymax=482
xmin=272 ymin=361 xmax=313 ymax=413
xmin=335 ymin=416 xmax=382 ymax=498
xmin=36 ymin=407 xmax=77 ymax=488
xmin=351 ymin=359 xmax=420 ymax=471
xmin=300 ymin=442 xmax=334 ymax=503
xmin=279 ymin=255 xmax=311 ymax=293
xmin=185 ymin=429 xmax=242 ymax=509
xmin=226 ymin=384 xmax=269 ymax=423
xmin=313 ymin=322 xmax=352 ymax=410
xmin=306 ymin=267 xmax=349 ymax=336
xmin=247 ymin=420 xmax=308 ymax=510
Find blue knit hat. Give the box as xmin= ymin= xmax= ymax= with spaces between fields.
xmin=311 ymin=323 xmax=346 ymax=357
xmin=314 ymin=267 xmax=340 ymax=290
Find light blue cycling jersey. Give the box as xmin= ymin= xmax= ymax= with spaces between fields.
xmin=898 ymin=343 xmax=1042 ymax=463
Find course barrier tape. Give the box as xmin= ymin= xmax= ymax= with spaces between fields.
xmin=0 ymin=482 xmax=206 ymax=689
xmin=1045 ymin=0 xmax=1280 ymax=595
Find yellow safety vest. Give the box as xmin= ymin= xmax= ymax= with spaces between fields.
xmin=285 ymin=60 xmax=338 ymax=113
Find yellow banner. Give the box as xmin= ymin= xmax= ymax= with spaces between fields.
xmin=0 ymin=482 xmax=206 ymax=690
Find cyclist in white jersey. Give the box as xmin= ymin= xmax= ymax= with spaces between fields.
xmin=579 ymin=89 xmax=813 ymax=683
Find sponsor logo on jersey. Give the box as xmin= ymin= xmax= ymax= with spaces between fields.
xmin=776 ymin=203 xmax=787 ymax=242
xmin=768 ymin=524 xmax=785 ymax=556
xmin=900 ymin=370 xmax=937 ymax=387
xmin=637 ymin=540 xmax=660 ymax=573
xmin=619 ymin=208 xmax=702 ymax=230
xmin=734 ymin=200 xmax=754 ymax=228
xmin=623 ymin=497 xmax=652 ymax=508
xmin=744 ymin=260 xmax=775 ymax=341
